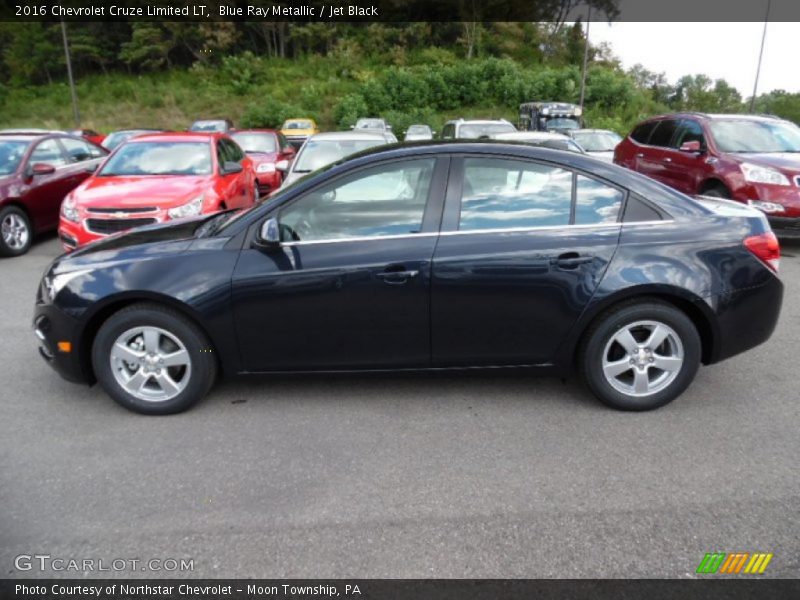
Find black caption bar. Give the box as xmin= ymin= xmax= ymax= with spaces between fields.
xmin=2 ymin=579 xmax=800 ymax=600
xmin=3 ymin=0 xmax=800 ymax=22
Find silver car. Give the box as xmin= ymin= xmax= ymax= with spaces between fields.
xmin=490 ymin=131 xmax=585 ymax=154
xmin=568 ymin=129 xmax=622 ymax=163
xmin=279 ymin=131 xmax=392 ymax=187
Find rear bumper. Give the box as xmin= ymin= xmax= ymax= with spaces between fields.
xmin=710 ymin=274 xmax=784 ymax=364
xmin=33 ymin=301 xmax=90 ymax=384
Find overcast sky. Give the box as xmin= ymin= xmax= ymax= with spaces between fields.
xmin=588 ymin=22 xmax=800 ymax=97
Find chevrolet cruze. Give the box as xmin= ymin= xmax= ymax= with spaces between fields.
xmin=34 ymin=143 xmax=783 ymax=414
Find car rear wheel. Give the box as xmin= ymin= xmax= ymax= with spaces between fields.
xmin=0 ymin=206 xmax=32 ymax=257
xmin=579 ymin=300 xmax=701 ymax=411
xmin=92 ymin=303 xmax=217 ymax=415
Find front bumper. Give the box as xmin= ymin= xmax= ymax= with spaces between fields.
xmin=33 ymin=300 xmax=91 ymax=384
xmin=766 ymin=215 xmax=800 ymax=238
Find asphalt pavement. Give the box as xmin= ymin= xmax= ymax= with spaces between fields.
xmin=1 ymin=234 xmax=798 ymax=579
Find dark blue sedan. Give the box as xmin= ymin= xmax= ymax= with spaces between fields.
xmin=34 ymin=143 xmax=783 ymax=414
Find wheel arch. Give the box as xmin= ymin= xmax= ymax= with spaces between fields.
xmin=698 ymin=177 xmax=730 ymax=195
xmin=563 ymin=286 xmax=719 ymax=368
xmin=78 ymin=292 xmax=224 ymax=384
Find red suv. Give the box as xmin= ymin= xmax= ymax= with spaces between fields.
xmin=615 ymin=113 xmax=800 ymax=236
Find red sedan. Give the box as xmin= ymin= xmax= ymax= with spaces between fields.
xmin=0 ymin=132 xmax=107 ymax=256
xmin=230 ymin=129 xmax=296 ymax=196
xmin=59 ymin=132 xmax=257 ymax=250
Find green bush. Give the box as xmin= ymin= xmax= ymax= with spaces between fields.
xmin=241 ymin=98 xmax=309 ymax=129
xmin=333 ymin=93 xmax=369 ymax=129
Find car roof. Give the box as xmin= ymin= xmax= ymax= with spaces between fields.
xmin=644 ymin=112 xmax=784 ymax=124
xmin=491 ymin=131 xmax=569 ymax=141
xmin=128 ymin=132 xmax=220 ymax=143
xmin=0 ymin=134 xmax=43 ymax=141
xmin=283 ymin=118 xmax=315 ymax=123
xmin=571 ymin=129 xmax=618 ymax=134
xmin=450 ymin=119 xmax=512 ymax=125
xmin=231 ymin=129 xmax=279 ymax=135
xmin=308 ymin=131 xmax=389 ymax=141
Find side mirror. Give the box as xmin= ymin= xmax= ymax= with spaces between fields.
xmin=31 ymin=163 xmax=56 ymax=176
xmin=679 ymin=140 xmax=703 ymax=153
xmin=221 ymin=161 xmax=243 ymax=174
xmin=254 ymin=217 xmax=281 ymax=249
xmin=275 ymin=159 xmax=290 ymax=171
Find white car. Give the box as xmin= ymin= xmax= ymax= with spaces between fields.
xmin=440 ymin=118 xmax=516 ymax=140
xmin=404 ymin=124 xmax=434 ymax=141
xmin=280 ymin=131 xmax=392 ymax=187
xmin=489 ymin=131 xmax=585 ymax=154
xmin=568 ymin=129 xmax=622 ymax=162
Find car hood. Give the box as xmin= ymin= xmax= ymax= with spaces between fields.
xmin=281 ymin=129 xmax=315 ymax=136
xmin=586 ymin=150 xmax=615 ymax=162
xmin=247 ymin=151 xmax=280 ymax=164
xmin=57 ymin=216 xmax=208 ymax=269
xmin=72 ymin=175 xmax=211 ymax=208
xmin=731 ymin=152 xmax=800 ymax=172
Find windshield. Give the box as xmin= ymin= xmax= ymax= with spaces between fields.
xmin=103 ymin=130 xmax=151 ymax=151
xmin=190 ymin=120 xmax=227 ymax=132
xmin=545 ymin=118 xmax=580 ymax=131
xmin=283 ymin=120 xmax=313 ymax=130
xmin=572 ymin=131 xmax=621 ymax=152
xmin=709 ymin=119 xmax=800 ymax=153
xmin=99 ymin=141 xmax=212 ymax=176
xmin=356 ymin=119 xmax=386 ymax=130
xmin=231 ymin=133 xmax=277 ymax=154
xmin=292 ymin=139 xmax=385 ymax=173
xmin=0 ymin=140 xmax=30 ymax=175
xmin=459 ymin=123 xmax=516 ymax=138
xmin=407 ymin=126 xmax=431 ymax=135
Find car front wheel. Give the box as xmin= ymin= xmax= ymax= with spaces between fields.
xmin=580 ymin=300 xmax=701 ymax=411
xmin=92 ymin=303 xmax=217 ymax=415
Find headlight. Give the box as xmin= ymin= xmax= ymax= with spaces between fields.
xmin=747 ymin=200 xmax=786 ymax=214
xmin=256 ymin=163 xmax=276 ymax=173
xmin=61 ymin=197 xmax=79 ymax=223
xmin=574 ymin=107 xmax=582 ymax=116
xmin=167 ymin=194 xmax=204 ymax=219
xmin=43 ymin=269 xmax=93 ymax=302
xmin=740 ymin=162 xmax=790 ymax=186
xmin=541 ymin=108 xmax=550 ymax=115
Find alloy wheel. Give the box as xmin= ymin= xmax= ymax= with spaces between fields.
xmin=1 ymin=213 xmax=30 ymax=250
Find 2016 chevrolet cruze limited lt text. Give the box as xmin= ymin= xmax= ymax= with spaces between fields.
xmin=33 ymin=143 xmax=783 ymax=414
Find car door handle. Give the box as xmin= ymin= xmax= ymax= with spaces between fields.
xmin=376 ymin=269 xmax=419 ymax=285
xmin=663 ymin=157 xmax=672 ymax=163
xmin=552 ymin=253 xmax=594 ymax=269
xmin=636 ymin=153 xmax=644 ymax=158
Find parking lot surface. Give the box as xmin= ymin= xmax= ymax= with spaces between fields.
xmin=1 ymin=235 xmax=798 ymax=578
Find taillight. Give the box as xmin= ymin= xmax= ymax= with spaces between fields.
xmin=744 ymin=231 xmax=780 ymax=273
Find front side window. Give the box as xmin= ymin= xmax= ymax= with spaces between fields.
xmin=99 ymin=142 xmax=211 ymax=176
xmin=674 ymin=120 xmax=706 ymax=149
xmin=29 ymin=139 xmax=68 ymax=168
xmin=279 ymin=158 xmax=435 ymax=242
xmin=459 ymin=158 xmax=572 ymax=231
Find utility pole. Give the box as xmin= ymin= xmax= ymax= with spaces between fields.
xmin=60 ymin=19 xmax=81 ymax=128
xmin=579 ymin=7 xmax=592 ymax=111
xmin=749 ymin=0 xmax=771 ymax=112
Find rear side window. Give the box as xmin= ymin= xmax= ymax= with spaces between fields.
xmin=623 ymin=194 xmax=664 ymax=222
xmin=459 ymin=158 xmax=573 ymax=230
xmin=648 ymin=120 xmax=679 ymax=147
xmin=575 ymin=176 xmax=624 ymax=225
xmin=630 ymin=121 xmax=657 ymax=144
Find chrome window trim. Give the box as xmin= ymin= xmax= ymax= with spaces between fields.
xmin=277 ymin=220 xmax=672 ymax=247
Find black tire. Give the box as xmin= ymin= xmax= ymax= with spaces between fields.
xmin=92 ymin=303 xmax=217 ymax=415
xmin=0 ymin=205 xmax=33 ymax=257
xmin=579 ymin=300 xmax=701 ymax=411
xmin=700 ymin=183 xmax=731 ymax=199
